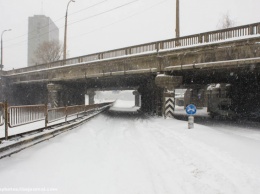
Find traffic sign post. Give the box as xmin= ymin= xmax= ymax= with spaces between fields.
xmin=188 ymin=115 xmax=194 ymax=129
xmin=186 ymin=104 xmax=196 ymax=129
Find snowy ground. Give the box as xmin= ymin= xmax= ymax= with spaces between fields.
xmin=109 ymin=99 xmax=140 ymax=112
xmin=0 ymin=100 xmax=260 ymax=194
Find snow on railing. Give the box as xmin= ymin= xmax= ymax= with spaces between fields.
xmin=4 ymin=22 xmax=260 ymax=76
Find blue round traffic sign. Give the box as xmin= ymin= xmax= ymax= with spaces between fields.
xmin=186 ymin=104 xmax=197 ymax=115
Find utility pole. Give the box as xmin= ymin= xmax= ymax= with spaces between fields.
xmin=63 ymin=0 xmax=75 ymax=60
xmin=175 ymin=0 xmax=180 ymax=38
xmin=1 ymin=29 xmax=12 ymax=70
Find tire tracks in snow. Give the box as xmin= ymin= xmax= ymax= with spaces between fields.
xmin=145 ymin=118 xmax=260 ymax=194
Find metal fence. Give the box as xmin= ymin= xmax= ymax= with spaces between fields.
xmin=66 ymin=105 xmax=86 ymax=118
xmin=47 ymin=105 xmax=87 ymax=123
xmin=47 ymin=107 xmax=66 ymax=123
xmin=0 ymin=102 xmax=112 ymax=140
xmin=8 ymin=104 xmax=46 ymax=128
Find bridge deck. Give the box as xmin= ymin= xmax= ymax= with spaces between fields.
xmin=2 ymin=22 xmax=260 ymax=77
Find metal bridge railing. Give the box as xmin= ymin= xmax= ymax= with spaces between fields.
xmin=0 ymin=102 xmax=112 ymax=140
xmin=47 ymin=105 xmax=88 ymax=123
xmin=4 ymin=22 xmax=260 ymax=76
xmin=66 ymin=105 xmax=87 ymax=117
xmin=161 ymin=23 xmax=260 ymax=49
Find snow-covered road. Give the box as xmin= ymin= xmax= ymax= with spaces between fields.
xmin=0 ymin=112 xmax=260 ymax=194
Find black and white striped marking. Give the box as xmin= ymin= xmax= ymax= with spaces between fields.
xmin=165 ymin=97 xmax=175 ymax=117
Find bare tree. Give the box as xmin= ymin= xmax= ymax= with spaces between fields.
xmin=217 ymin=12 xmax=236 ymax=29
xmin=33 ymin=40 xmax=63 ymax=65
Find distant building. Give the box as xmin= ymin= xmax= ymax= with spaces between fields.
xmin=27 ymin=15 xmax=59 ymax=66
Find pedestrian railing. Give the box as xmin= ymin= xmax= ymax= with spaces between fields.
xmin=66 ymin=105 xmax=86 ymax=118
xmin=8 ymin=104 xmax=46 ymax=128
xmin=0 ymin=102 xmax=112 ymax=140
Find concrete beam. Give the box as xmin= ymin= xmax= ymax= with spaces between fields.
xmin=155 ymin=74 xmax=183 ymax=90
xmin=165 ymin=57 xmax=260 ymax=71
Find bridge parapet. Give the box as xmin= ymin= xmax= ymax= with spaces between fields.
xmin=4 ymin=22 xmax=260 ymax=76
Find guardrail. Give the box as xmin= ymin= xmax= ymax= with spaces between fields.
xmin=47 ymin=104 xmax=91 ymax=123
xmin=66 ymin=105 xmax=86 ymax=118
xmin=0 ymin=102 xmax=112 ymax=140
xmin=4 ymin=22 xmax=260 ymax=76
xmin=47 ymin=107 xmax=66 ymax=123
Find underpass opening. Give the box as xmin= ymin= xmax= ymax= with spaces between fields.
xmin=85 ymin=90 xmax=141 ymax=116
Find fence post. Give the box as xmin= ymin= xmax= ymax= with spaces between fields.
xmin=160 ymin=42 xmax=164 ymax=50
xmin=4 ymin=101 xmax=8 ymax=140
xmin=155 ymin=43 xmax=159 ymax=53
xmin=128 ymin=48 xmax=131 ymax=55
xmin=65 ymin=106 xmax=68 ymax=122
xmin=45 ymin=104 xmax=48 ymax=128
xmin=198 ymin=34 xmax=202 ymax=43
xmin=175 ymin=39 xmax=181 ymax=47
xmin=204 ymin=33 xmax=209 ymax=42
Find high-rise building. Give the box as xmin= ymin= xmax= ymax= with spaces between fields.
xmin=27 ymin=15 xmax=59 ymax=66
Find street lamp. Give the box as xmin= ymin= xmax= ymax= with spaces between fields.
xmin=1 ymin=29 xmax=11 ymax=70
xmin=63 ymin=0 xmax=75 ymax=60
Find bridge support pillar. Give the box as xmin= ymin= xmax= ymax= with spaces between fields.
xmin=47 ymin=83 xmax=63 ymax=108
xmin=133 ymin=91 xmax=141 ymax=107
xmin=155 ymin=74 xmax=183 ymax=117
xmin=0 ymin=73 xmax=6 ymax=102
xmin=47 ymin=83 xmax=85 ymax=108
xmin=86 ymin=90 xmax=96 ymax=105
xmin=139 ymin=79 xmax=164 ymax=115
xmin=64 ymin=85 xmax=85 ymax=106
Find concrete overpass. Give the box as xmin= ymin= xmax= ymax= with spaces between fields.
xmin=1 ymin=22 xmax=260 ymax=116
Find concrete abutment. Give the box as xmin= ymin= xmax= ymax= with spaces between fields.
xmin=86 ymin=90 xmax=96 ymax=105
xmin=133 ymin=91 xmax=141 ymax=107
xmin=139 ymin=75 xmax=183 ymax=116
xmin=47 ymin=83 xmax=85 ymax=108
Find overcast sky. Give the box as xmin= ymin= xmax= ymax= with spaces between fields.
xmin=0 ymin=0 xmax=260 ymax=70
